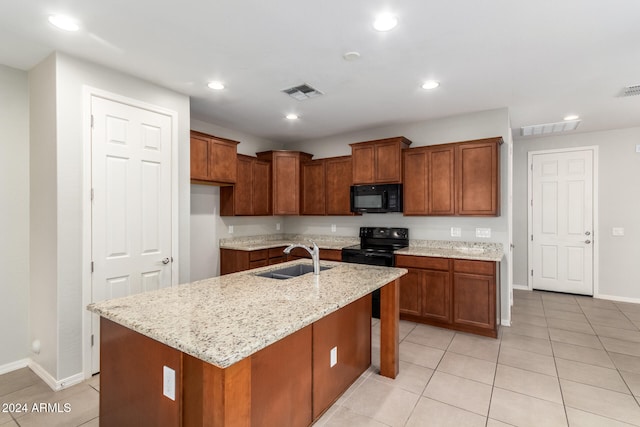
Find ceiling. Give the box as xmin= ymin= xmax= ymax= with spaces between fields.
xmin=2 ymin=0 xmax=640 ymax=143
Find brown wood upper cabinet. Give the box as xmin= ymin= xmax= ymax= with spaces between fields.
xmin=220 ymin=154 xmax=271 ymax=216
xmin=350 ymin=137 xmax=411 ymax=184
xmin=190 ymin=130 xmax=239 ymax=184
xmin=257 ymin=151 xmax=313 ymax=215
xmin=403 ymin=137 xmax=502 ymax=216
xmin=301 ymin=156 xmax=354 ymax=216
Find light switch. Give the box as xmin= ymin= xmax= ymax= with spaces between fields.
xmin=163 ymin=366 xmax=175 ymax=401
xmin=330 ymin=347 xmax=337 ymax=368
xmin=476 ymin=228 xmax=491 ymax=238
xmin=450 ymin=227 xmax=461 ymax=237
xmin=612 ymin=227 xmax=625 ymax=236
xmin=276 ymin=223 xmax=281 ymax=231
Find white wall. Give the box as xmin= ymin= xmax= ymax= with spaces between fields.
xmin=28 ymin=55 xmax=59 ymax=377
xmin=284 ymin=108 xmax=513 ymax=322
xmin=29 ymin=52 xmax=191 ymax=381
xmin=0 ymin=64 xmax=30 ymax=369
xmin=189 ymin=119 xmax=282 ymax=280
xmin=513 ymin=127 xmax=640 ymax=301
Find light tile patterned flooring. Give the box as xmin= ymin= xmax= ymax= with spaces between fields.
xmin=2 ymin=289 xmax=640 ymax=426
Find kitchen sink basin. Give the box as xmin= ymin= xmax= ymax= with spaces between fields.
xmin=255 ymin=264 xmax=332 ymax=280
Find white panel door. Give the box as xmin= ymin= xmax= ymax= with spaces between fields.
xmin=531 ymin=149 xmax=593 ymax=295
xmin=91 ymin=96 xmax=173 ymax=373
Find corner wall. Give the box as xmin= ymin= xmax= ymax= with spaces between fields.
xmin=513 ymin=128 xmax=640 ymax=301
xmin=0 ymin=64 xmax=30 ymax=369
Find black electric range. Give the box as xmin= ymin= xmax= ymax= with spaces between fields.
xmin=341 ymin=227 xmax=409 ymax=317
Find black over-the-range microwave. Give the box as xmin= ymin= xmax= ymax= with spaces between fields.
xmin=350 ymin=183 xmax=403 ymax=213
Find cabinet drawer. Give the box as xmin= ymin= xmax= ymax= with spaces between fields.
xmin=249 ymin=259 xmax=268 ymax=269
xmin=249 ymin=249 xmax=269 ymax=262
xmin=320 ymin=249 xmax=342 ymax=261
xmin=453 ymin=259 xmax=495 ymax=276
xmin=395 ymin=255 xmax=450 ymax=271
xmin=268 ymin=247 xmax=287 ymax=259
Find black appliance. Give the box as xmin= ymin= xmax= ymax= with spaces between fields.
xmin=341 ymin=227 xmax=409 ymax=318
xmin=350 ymin=183 xmax=403 ymax=213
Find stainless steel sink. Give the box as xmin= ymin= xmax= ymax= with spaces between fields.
xmin=255 ymin=264 xmax=332 ymax=280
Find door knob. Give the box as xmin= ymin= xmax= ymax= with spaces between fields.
xmin=585 ymin=231 xmax=591 ymax=236
xmin=162 ymin=257 xmax=170 ymax=264
xmin=585 ymin=240 xmax=591 ymax=244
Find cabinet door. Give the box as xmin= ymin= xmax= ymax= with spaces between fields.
xmin=220 ymin=249 xmax=249 ymax=275
xmin=403 ymin=149 xmax=428 ymax=215
xmin=429 ymin=146 xmax=455 ymax=215
xmin=422 ymin=270 xmax=452 ymax=323
xmin=374 ymin=141 xmax=402 ymax=183
xmin=452 ymin=272 xmax=495 ymax=330
xmin=253 ymin=160 xmax=271 ymax=215
xmin=273 ymin=153 xmax=301 ymax=215
xmin=399 ymin=269 xmax=422 ymax=317
xmin=208 ymin=137 xmax=238 ymax=184
xmin=190 ymin=134 xmax=210 ymax=180
xmin=351 ymin=144 xmax=375 ymax=184
xmin=456 ymin=139 xmax=500 ymax=216
xmin=301 ymin=160 xmax=326 ymax=215
xmin=234 ymin=156 xmax=253 ymax=215
xmin=325 ymin=156 xmax=353 ymax=215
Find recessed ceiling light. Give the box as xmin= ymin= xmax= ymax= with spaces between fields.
xmin=421 ymin=80 xmax=440 ymax=90
xmin=563 ymin=114 xmax=579 ymax=121
xmin=207 ymin=81 xmax=225 ymax=90
xmin=373 ymin=13 xmax=398 ymax=31
xmin=285 ymin=114 xmax=299 ymax=120
xmin=48 ymin=15 xmax=80 ymax=31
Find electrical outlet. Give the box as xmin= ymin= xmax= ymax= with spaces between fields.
xmin=476 ymin=228 xmax=491 ymax=238
xmin=331 ymin=224 xmax=337 ymax=233
xmin=276 ymin=223 xmax=281 ymax=231
xmin=450 ymin=227 xmax=461 ymax=237
xmin=330 ymin=347 xmax=337 ymax=368
xmin=228 ymin=225 xmax=234 ymax=234
xmin=613 ymin=227 xmax=625 ymax=236
xmin=163 ymin=366 xmax=175 ymax=401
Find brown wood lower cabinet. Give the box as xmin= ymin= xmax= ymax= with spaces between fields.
xmin=100 ymin=295 xmax=372 ymax=427
xmin=220 ymin=247 xmax=287 ymax=275
xmin=396 ymin=255 xmax=499 ymax=338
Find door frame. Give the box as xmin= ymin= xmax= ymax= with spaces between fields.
xmin=527 ymin=146 xmax=599 ymax=295
xmin=81 ymin=86 xmax=180 ymax=379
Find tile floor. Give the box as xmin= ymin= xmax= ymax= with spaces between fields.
xmin=2 ymin=289 xmax=640 ymax=426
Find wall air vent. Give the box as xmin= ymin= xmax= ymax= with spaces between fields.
xmin=620 ymin=84 xmax=640 ymax=97
xmin=521 ymin=120 xmax=581 ymax=137
xmin=282 ymin=83 xmax=323 ymax=101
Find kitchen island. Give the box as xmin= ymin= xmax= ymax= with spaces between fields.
xmin=88 ymin=259 xmax=407 ymax=427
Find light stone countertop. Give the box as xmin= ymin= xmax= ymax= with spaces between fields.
xmin=87 ymin=259 xmax=407 ymax=369
xmin=220 ymin=234 xmax=504 ymax=262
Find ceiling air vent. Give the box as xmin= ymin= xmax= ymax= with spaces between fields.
xmin=282 ymin=83 xmax=323 ymax=101
xmin=521 ymin=120 xmax=581 ymax=137
xmin=620 ymin=84 xmax=640 ymax=97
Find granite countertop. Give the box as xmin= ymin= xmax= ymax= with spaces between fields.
xmin=220 ymin=234 xmax=504 ymax=262
xmin=87 ymin=259 xmax=406 ymax=369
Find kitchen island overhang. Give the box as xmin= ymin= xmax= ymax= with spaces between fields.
xmin=88 ymin=260 xmax=407 ymax=426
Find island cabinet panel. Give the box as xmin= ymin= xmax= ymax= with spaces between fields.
xmin=251 ymin=326 xmax=313 ymax=427
xmin=190 ymin=131 xmax=239 ymax=185
xmin=350 ymin=137 xmax=411 ymax=184
xmin=220 ymin=247 xmax=287 ymax=275
xmin=396 ymin=255 xmax=498 ymax=338
xmin=325 ymin=156 xmax=354 ymax=215
xmin=100 ymin=318 xmax=182 ymax=427
xmin=312 ymin=295 xmax=372 ymax=419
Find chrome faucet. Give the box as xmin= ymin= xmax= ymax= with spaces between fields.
xmin=284 ymin=241 xmax=321 ymax=275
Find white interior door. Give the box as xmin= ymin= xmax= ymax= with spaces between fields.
xmin=530 ymin=149 xmax=594 ymax=295
xmin=90 ymin=96 xmax=173 ymax=374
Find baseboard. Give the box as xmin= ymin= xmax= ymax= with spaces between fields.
xmin=0 ymin=358 xmax=30 ymax=375
xmin=28 ymin=360 xmax=85 ymax=391
xmin=595 ymin=293 xmax=640 ymax=305
xmin=500 ymin=318 xmax=511 ymax=327
xmin=512 ymin=284 xmax=529 ymax=291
